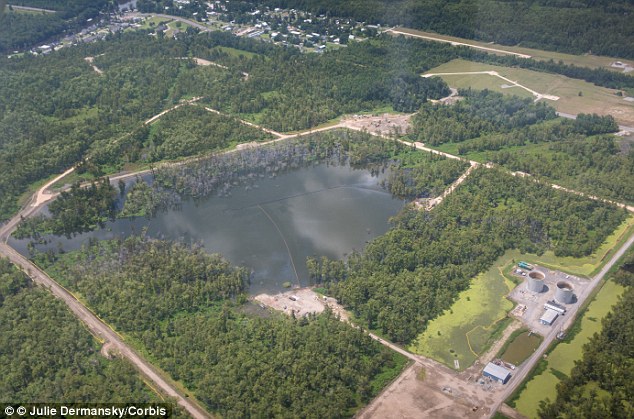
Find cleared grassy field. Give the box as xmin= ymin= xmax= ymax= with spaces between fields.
xmin=408 ymin=256 xmax=515 ymax=370
xmin=213 ymin=46 xmax=259 ymax=59
xmin=425 ymin=59 xmax=634 ymax=126
xmin=503 ymin=216 xmax=634 ymax=278
xmin=165 ymin=21 xmax=192 ymax=37
xmin=392 ymin=27 xmax=632 ymax=72
xmin=513 ymin=280 xmax=625 ymax=418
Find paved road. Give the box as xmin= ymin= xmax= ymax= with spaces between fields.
xmin=489 ymin=231 xmax=634 ymax=417
xmin=7 ymin=4 xmax=56 ymax=13
xmin=386 ymin=28 xmax=532 ymax=59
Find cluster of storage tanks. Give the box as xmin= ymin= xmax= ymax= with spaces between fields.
xmin=525 ymin=266 xmax=574 ymax=304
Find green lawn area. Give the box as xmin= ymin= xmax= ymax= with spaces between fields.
xmin=512 ymin=280 xmax=626 ymax=419
xmin=213 ymin=46 xmax=259 ymax=59
xmin=137 ymin=16 xmax=172 ymax=30
xmin=165 ymin=20 xmax=192 ymax=37
xmin=425 ymin=59 xmax=634 ymax=126
xmin=434 ymin=140 xmax=550 ymax=164
xmin=408 ymin=255 xmax=516 ymax=370
xmin=393 ymin=27 xmax=631 ymax=72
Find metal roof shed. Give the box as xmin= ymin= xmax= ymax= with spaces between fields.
xmin=483 ymin=362 xmax=511 ymax=384
xmin=540 ymin=308 xmax=559 ymax=325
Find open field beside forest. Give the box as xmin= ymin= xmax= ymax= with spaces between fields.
xmin=392 ymin=27 xmax=633 ymax=72
xmin=425 ymin=59 xmax=634 ymax=126
xmin=511 ymin=280 xmax=625 ymax=418
xmin=408 ymin=256 xmax=515 ymax=370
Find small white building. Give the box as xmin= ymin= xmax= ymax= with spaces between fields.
xmin=540 ymin=308 xmax=559 ymax=326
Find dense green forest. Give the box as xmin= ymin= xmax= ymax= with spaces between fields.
xmin=411 ymin=89 xmax=558 ymax=145
xmin=309 ymin=168 xmax=627 ymax=342
xmin=257 ymin=0 xmax=634 ymax=58
xmin=2 ymin=24 xmax=632 ymax=223
xmin=14 ymin=178 xmax=117 ymax=238
xmin=410 ymin=90 xmax=634 ymax=205
xmin=0 ymin=0 xmax=110 ymax=52
xmin=539 ymin=253 xmax=634 ymax=419
xmin=0 ymin=31 xmax=457 ymax=222
xmin=139 ymin=105 xmax=273 ymax=162
xmin=38 ymin=236 xmax=407 ymax=418
xmin=0 ymin=258 xmax=159 ymax=403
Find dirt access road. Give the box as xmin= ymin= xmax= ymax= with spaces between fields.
xmin=0 ymin=189 xmax=210 ymax=418
xmin=386 ymin=28 xmax=531 ymax=59
xmin=423 ymin=71 xmax=560 ymax=102
xmin=3 ymin=93 xmax=633 ymax=418
xmin=7 ymin=4 xmax=56 ymax=13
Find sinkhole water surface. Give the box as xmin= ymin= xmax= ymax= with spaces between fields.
xmin=11 ymin=164 xmax=405 ymax=294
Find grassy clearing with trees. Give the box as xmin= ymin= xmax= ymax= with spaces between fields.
xmin=408 ymin=256 xmax=515 ymax=369
xmin=425 ymin=59 xmax=634 ymax=126
xmin=411 ymin=89 xmax=634 ymax=206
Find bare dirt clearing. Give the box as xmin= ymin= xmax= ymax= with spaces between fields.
xmin=84 ymin=57 xmax=103 ymax=75
xmin=339 ymin=113 xmax=412 ymax=136
xmin=254 ymin=288 xmax=329 ymax=318
xmin=357 ymin=364 xmax=492 ymax=419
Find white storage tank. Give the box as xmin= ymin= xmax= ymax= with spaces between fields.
xmin=527 ymin=271 xmax=545 ymax=293
xmin=555 ymin=281 xmax=574 ymax=304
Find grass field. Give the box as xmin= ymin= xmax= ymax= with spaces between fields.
xmin=501 ymin=216 xmax=634 ymax=278
xmin=165 ymin=21 xmax=193 ymax=37
xmin=408 ymin=256 xmax=515 ymax=370
xmin=392 ymin=27 xmax=632 ymax=72
xmin=425 ymin=59 xmax=634 ymax=126
xmin=137 ymin=16 xmax=173 ymax=30
xmin=213 ymin=46 xmax=259 ymax=59
xmin=512 ymin=280 xmax=625 ymax=418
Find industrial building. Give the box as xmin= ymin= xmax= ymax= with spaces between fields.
xmin=544 ymin=300 xmax=566 ymax=314
xmin=483 ymin=362 xmax=511 ymax=384
xmin=539 ymin=308 xmax=559 ymax=326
